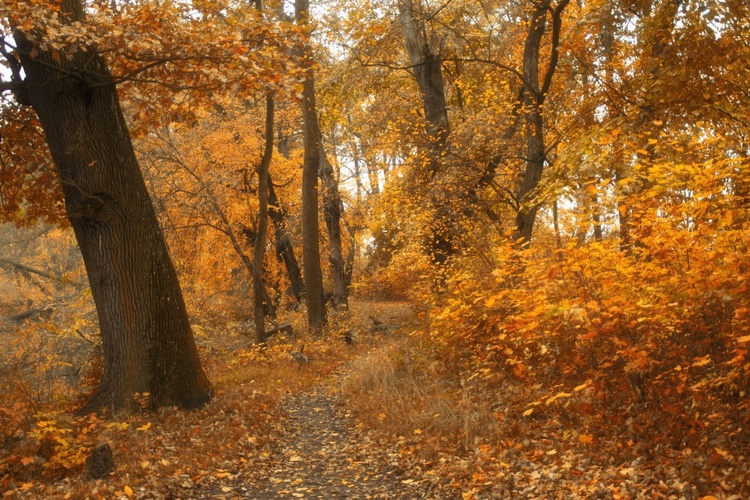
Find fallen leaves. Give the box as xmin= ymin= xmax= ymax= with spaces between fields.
xmin=578 ymin=434 xmax=594 ymax=445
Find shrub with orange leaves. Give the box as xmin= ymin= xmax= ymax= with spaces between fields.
xmin=423 ymin=195 xmax=750 ymax=456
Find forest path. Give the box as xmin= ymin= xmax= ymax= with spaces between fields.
xmin=200 ymin=301 xmax=429 ymax=499
xmin=237 ymin=379 xmax=423 ymax=499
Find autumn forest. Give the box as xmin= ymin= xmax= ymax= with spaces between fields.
xmin=0 ymin=0 xmax=748 ymax=497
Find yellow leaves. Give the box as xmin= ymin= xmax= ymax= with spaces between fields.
xmin=123 ymin=485 xmax=134 ymax=498
xmin=107 ymin=421 xmax=129 ymax=431
xmin=545 ymin=391 xmax=572 ymax=405
xmin=564 ymin=307 xmax=589 ymax=325
xmin=293 ymin=82 xmax=305 ymax=100
xmin=462 ymin=489 xmax=478 ymax=500
xmin=523 ymin=400 xmax=541 ymax=416
xmin=691 ymin=356 xmax=711 ymax=368
xmin=434 ymin=306 xmax=454 ymax=321
xmin=136 ymin=422 xmax=152 ymax=431
xmin=574 ymin=380 xmax=592 ymax=392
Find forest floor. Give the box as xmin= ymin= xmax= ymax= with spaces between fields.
xmin=210 ymin=371 xmax=426 ymax=499
xmin=2 ymin=301 xmax=435 ymax=499
xmin=2 ymin=300 xmax=748 ymax=499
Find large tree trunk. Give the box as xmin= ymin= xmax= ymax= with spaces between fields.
xmin=296 ymin=0 xmax=327 ymax=331
xmin=13 ymin=0 xmax=212 ymax=413
xmin=292 ymin=0 xmax=349 ymax=310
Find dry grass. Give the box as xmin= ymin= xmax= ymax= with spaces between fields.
xmin=343 ymin=337 xmax=502 ymax=460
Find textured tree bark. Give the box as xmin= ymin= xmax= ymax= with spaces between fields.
xmin=514 ymin=0 xmax=570 ymax=245
xmin=397 ymin=0 xmax=449 ymax=175
xmin=270 ymin=128 xmax=305 ymax=302
xmin=514 ymin=2 xmax=549 ymax=245
xmin=290 ymin=0 xmax=349 ymax=310
xmin=320 ymin=152 xmax=349 ymax=309
xmin=398 ymin=0 xmax=457 ymax=266
xmin=254 ymin=96 xmax=274 ymax=342
xmin=267 ymin=180 xmax=305 ymax=303
xmin=12 ymin=0 xmax=212 ymax=413
xmin=296 ymin=0 xmax=327 ymax=331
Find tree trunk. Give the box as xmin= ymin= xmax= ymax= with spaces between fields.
xmin=348 ymin=115 xmax=365 ymax=202
xmin=254 ymin=96 xmax=274 ymax=343
xmin=267 ymin=180 xmax=305 ymax=302
xmin=553 ymin=199 xmax=562 ymax=248
xmin=513 ymin=0 xmax=570 ymax=245
xmin=296 ymin=0 xmax=326 ymax=331
xmin=12 ymin=0 xmax=211 ymax=413
xmin=615 ymin=163 xmax=633 ymax=251
xmin=397 ymin=0 xmax=449 ymax=176
xmin=367 ymin=162 xmax=380 ymax=195
xmin=290 ymin=1 xmax=349 ymax=310
xmin=320 ymin=152 xmax=349 ymax=309
xmin=398 ymin=0 xmax=458 ymax=266
xmin=269 ymin=126 xmax=304 ymax=302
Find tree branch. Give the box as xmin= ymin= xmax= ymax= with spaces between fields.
xmin=540 ymin=0 xmax=571 ymax=100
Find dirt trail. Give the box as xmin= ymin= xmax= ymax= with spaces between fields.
xmin=238 ymin=382 xmax=424 ymax=499
xmin=194 ymin=302 xmax=430 ymax=499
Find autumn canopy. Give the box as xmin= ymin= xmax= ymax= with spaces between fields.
xmin=1 ymin=0 xmax=749 ymax=496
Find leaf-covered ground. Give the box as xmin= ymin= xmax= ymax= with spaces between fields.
xmin=2 ymin=301 xmax=747 ymax=499
xmin=222 ymin=383 xmax=422 ymax=499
